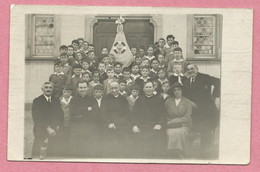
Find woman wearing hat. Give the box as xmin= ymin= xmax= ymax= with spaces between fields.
xmin=164 ymin=82 xmax=193 ymax=158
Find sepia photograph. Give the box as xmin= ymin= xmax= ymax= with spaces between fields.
xmin=8 ymin=5 xmax=252 ymax=164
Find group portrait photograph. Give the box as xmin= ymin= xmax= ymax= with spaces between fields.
xmin=23 ymin=11 xmax=222 ymax=162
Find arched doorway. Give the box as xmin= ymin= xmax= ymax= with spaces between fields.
xmin=93 ymin=18 xmax=154 ymax=57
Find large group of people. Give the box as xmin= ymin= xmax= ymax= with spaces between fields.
xmin=31 ymin=34 xmax=220 ymax=160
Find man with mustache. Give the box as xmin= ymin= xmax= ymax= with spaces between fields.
xmin=31 ymin=82 xmax=64 ymax=159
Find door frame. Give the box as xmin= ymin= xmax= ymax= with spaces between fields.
xmin=87 ymin=15 xmax=161 ymax=44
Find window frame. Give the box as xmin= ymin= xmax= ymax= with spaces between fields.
xmin=186 ymin=14 xmax=222 ymax=61
xmin=26 ymin=14 xmax=61 ymax=61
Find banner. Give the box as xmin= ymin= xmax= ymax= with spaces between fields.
xmin=110 ymin=17 xmax=134 ymax=68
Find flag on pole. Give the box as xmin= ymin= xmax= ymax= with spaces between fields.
xmin=110 ymin=16 xmax=134 ymax=68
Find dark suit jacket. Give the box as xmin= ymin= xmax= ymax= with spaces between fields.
xmin=183 ymin=72 xmax=220 ymax=127
xmin=32 ymin=94 xmax=64 ymax=138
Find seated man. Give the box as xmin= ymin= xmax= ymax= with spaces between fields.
xmin=31 ymin=82 xmax=63 ymax=159
xmin=101 ymin=81 xmax=131 ymax=158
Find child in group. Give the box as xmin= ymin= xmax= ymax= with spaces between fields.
xmin=138 ymin=46 xmax=146 ymax=59
xmin=152 ymin=80 xmax=162 ymax=95
xmin=130 ymin=63 xmax=141 ymax=81
xmin=135 ymin=66 xmax=152 ymax=90
xmin=49 ymin=61 xmax=67 ymax=98
xmin=131 ymin=55 xmax=142 ymax=68
xmin=145 ymin=45 xmax=156 ymax=61
xmin=140 ymin=58 xmax=150 ymax=68
xmin=127 ymin=84 xmax=140 ymax=112
xmin=100 ymin=54 xmax=110 ymax=69
xmin=108 ymin=53 xmax=115 ymax=67
xmin=90 ymin=70 xmax=101 ymax=87
xmin=169 ymin=64 xmax=188 ymax=86
xmin=167 ymin=47 xmax=188 ymax=77
xmin=160 ymin=81 xmax=170 ymax=101
xmin=150 ymin=58 xmax=160 ymax=80
xmin=122 ymin=67 xmax=133 ymax=85
xmin=98 ymin=62 xmax=108 ymax=84
xmin=103 ymin=67 xmax=118 ymax=95
xmin=130 ymin=46 xmax=137 ymax=59
xmin=164 ymin=34 xmax=176 ymax=64
xmin=81 ymin=72 xmax=94 ymax=96
xmin=118 ymin=79 xmax=128 ymax=97
xmin=157 ymin=68 xmax=169 ymax=86
xmin=81 ymin=59 xmax=91 ymax=74
xmin=122 ymin=67 xmax=134 ymax=94
xmin=59 ymin=53 xmax=72 ymax=85
xmin=71 ymin=39 xmax=79 ymax=52
xmin=101 ymin=47 xmax=109 ymax=55
xmin=72 ymin=51 xmax=84 ymax=66
xmin=87 ymin=50 xmax=99 ymax=72
xmin=157 ymin=38 xmax=166 ymax=56
xmin=71 ymin=64 xmax=83 ymax=96
xmin=67 ymin=45 xmax=74 ymax=59
xmin=59 ymin=45 xmax=68 ymax=57
xmin=113 ymin=62 xmax=123 ymax=80
xmin=88 ymin=44 xmax=95 ymax=51
xmin=59 ymin=85 xmax=73 ymax=155
xmin=172 ymin=41 xmax=179 ymax=49
xmin=82 ymin=41 xmax=89 ymax=55
xmin=77 ymin=38 xmax=84 ymax=50
xmin=157 ymin=53 xmax=167 ymax=69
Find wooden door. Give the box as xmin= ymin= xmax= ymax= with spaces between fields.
xmin=93 ymin=19 xmax=154 ymax=57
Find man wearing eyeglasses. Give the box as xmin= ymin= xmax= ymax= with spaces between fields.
xmin=31 ymin=82 xmax=63 ymax=159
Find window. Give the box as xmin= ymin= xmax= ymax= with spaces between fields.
xmin=26 ymin=14 xmax=60 ymax=60
xmin=187 ymin=14 xmax=222 ymax=60
xmin=33 ymin=15 xmax=55 ymax=56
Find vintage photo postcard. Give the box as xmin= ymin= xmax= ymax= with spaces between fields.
xmin=8 ymin=5 xmax=252 ymax=164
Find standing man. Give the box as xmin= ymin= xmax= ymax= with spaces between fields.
xmin=101 ymin=81 xmax=130 ymax=158
xmin=32 ymin=82 xmax=63 ymax=159
xmin=184 ymin=63 xmax=220 ymax=158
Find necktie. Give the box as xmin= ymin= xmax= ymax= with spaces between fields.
xmin=47 ymin=98 xmax=51 ymax=103
xmin=190 ymin=77 xmax=195 ymax=87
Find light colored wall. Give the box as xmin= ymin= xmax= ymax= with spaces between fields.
xmin=25 ymin=61 xmax=54 ymax=103
xmin=60 ymin=15 xmax=86 ymax=45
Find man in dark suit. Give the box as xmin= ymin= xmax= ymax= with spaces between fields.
xmin=184 ymin=63 xmax=220 ymax=159
xmin=31 ymin=82 xmax=64 ymax=159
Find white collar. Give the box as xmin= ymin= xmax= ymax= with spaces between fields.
xmin=64 ymin=63 xmax=69 ymax=67
xmin=60 ymin=96 xmax=73 ymax=104
xmin=173 ymin=58 xmax=184 ymax=62
xmin=150 ymin=68 xmax=158 ymax=73
xmin=164 ymin=44 xmax=173 ymax=48
xmin=173 ymin=73 xmax=184 ymax=77
xmin=158 ymin=78 xmax=168 ymax=83
xmin=54 ymin=72 xmax=64 ymax=75
xmin=120 ymin=90 xmax=127 ymax=95
xmin=129 ymin=95 xmax=138 ymax=100
xmin=43 ymin=94 xmax=51 ymax=102
xmin=114 ymin=73 xmax=123 ymax=77
xmin=140 ymin=76 xmax=150 ymax=80
xmin=145 ymin=55 xmax=155 ymax=60
xmin=71 ymin=74 xmax=81 ymax=78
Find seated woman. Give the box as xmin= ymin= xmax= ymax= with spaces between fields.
xmin=164 ymin=82 xmax=193 ymax=159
